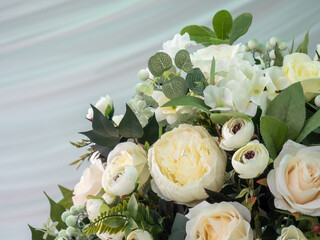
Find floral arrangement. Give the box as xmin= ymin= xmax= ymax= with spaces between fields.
xmin=30 ymin=10 xmax=320 ymax=240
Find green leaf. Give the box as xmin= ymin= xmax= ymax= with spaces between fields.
xmin=58 ymin=185 xmax=73 ymax=210
xmin=104 ymin=216 xmax=126 ymax=228
xmin=29 ymin=225 xmax=45 ymax=240
xmin=260 ymin=116 xmax=288 ymax=159
xmin=162 ymin=76 xmax=188 ymax=99
xmin=210 ymin=112 xmax=249 ymax=125
xmin=266 ymin=82 xmax=305 ymax=140
xmin=290 ymin=35 xmax=295 ymax=54
xmin=229 ymin=12 xmax=253 ymax=44
xmin=274 ymin=43 xmax=283 ymax=67
xmin=185 ymin=68 xmax=207 ymax=94
xmin=118 ymin=104 xmax=143 ymax=138
xmin=44 ymin=192 xmax=67 ymax=231
xmin=168 ymin=214 xmax=188 ymax=240
xmin=296 ymin=30 xmax=309 ymax=54
xmin=174 ymin=50 xmax=193 ymax=73
xmin=138 ymin=115 xmax=159 ymax=145
xmin=181 ymin=25 xmax=215 ymax=46
xmin=200 ymin=26 xmax=216 ymax=37
xmin=92 ymin=144 xmax=113 ymax=157
xmin=209 ymin=56 xmax=215 ymax=85
xmin=296 ymin=110 xmax=320 ymax=142
xmin=212 ymin=10 xmax=233 ymax=40
xmin=162 ymin=95 xmax=210 ymax=113
xmin=148 ymin=52 xmax=172 ymax=77
xmin=127 ymin=195 xmax=138 ymax=219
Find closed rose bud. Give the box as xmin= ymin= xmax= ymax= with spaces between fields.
xmin=219 ymin=117 xmax=254 ymax=151
xmin=127 ymin=229 xmax=153 ymax=240
xmin=232 ymin=140 xmax=269 ymax=179
xmin=277 ymin=225 xmax=307 ymax=240
xmin=315 ymin=95 xmax=320 ymax=107
xmin=270 ymin=37 xmax=280 ymax=47
xmin=86 ymin=95 xmax=114 ymax=119
xmin=248 ymin=38 xmax=259 ymax=50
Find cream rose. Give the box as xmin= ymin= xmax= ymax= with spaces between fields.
xmin=127 ymin=229 xmax=153 ymax=240
xmin=283 ymin=53 xmax=320 ymax=100
xmin=72 ymin=159 xmax=104 ymax=206
xmin=220 ymin=117 xmax=254 ymax=151
xmin=102 ymin=142 xmax=149 ymax=197
xmin=148 ymin=124 xmax=226 ymax=205
xmin=232 ymin=140 xmax=269 ymax=179
xmin=186 ymin=201 xmax=253 ymax=240
xmin=267 ymin=140 xmax=320 ymax=216
xmin=277 ymin=225 xmax=306 ymax=240
xmin=86 ymin=95 xmax=114 ymax=119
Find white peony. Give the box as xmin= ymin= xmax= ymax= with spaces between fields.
xmin=162 ymin=33 xmax=196 ymax=58
xmin=232 ymin=140 xmax=269 ymax=179
xmin=220 ymin=116 xmax=254 ymax=151
xmin=277 ymin=225 xmax=307 ymax=240
xmin=86 ymin=95 xmax=114 ymax=119
xmin=186 ymin=201 xmax=253 ymax=240
xmin=148 ymin=124 xmax=226 ymax=205
xmin=267 ymin=140 xmax=320 ymax=216
xmin=127 ymin=229 xmax=153 ymax=240
xmin=264 ymin=66 xmax=290 ymax=100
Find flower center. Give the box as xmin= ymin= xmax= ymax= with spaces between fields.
xmin=232 ymin=123 xmax=242 ymax=134
xmin=245 ymin=151 xmax=255 ymax=159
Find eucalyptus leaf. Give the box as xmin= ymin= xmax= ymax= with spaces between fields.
xmin=162 ymin=76 xmax=188 ymax=99
xmin=186 ymin=68 xmax=207 ymax=94
xmin=118 ymin=104 xmax=143 ymax=138
xmin=168 ymin=214 xmax=188 ymax=240
xmin=162 ymin=95 xmax=210 ymax=113
xmin=296 ymin=30 xmax=309 ymax=54
xmin=296 ymin=110 xmax=320 ymax=142
xmin=174 ymin=49 xmax=193 ymax=73
xmin=229 ymin=12 xmax=253 ymax=44
xmin=148 ymin=52 xmax=172 ymax=77
xmin=44 ymin=192 xmax=67 ymax=231
xmin=212 ymin=10 xmax=233 ymax=40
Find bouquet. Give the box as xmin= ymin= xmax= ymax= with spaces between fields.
xmin=30 ymin=10 xmax=320 ymax=240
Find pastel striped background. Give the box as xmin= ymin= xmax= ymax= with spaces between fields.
xmin=1 ymin=0 xmax=320 ymax=239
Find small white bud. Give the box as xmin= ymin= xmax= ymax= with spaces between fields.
xmin=244 ymin=43 xmax=250 ymax=51
xmin=127 ymin=229 xmax=153 ymax=240
xmin=269 ymin=50 xmax=276 ymax=60
xmin=279 ymin=41 xmax=288 ymax=51
xmin=270 ymin=37 xmax=280 ymax=47
xmin=315 ymin=95 xmax=320 ymax=107
xmin=257 ymin=44 xmax=266 ymax=54
xmin=266 ymin=41 xmax=273 ymax=51
xmin=248 ymin=38 xmax=259 ymax=50
xmin=138 ymin=69 xmax=150 ymax=81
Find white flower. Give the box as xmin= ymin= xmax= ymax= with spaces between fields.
xmin=186 ymin=201 xmax=253 ymax=240
xmin=277 ymin=225 xmax=307 ymax=240
xmin=86 ymin=95 xmax=114 ymax=119
xmin=129 ymin=95 xmax=154 ymax=127
xmin=162 ymin=33 xmax=196 ymax=58
xmin=127 ymin=229 xmax=153 ymax=240
xmin=267 ymin=140 xmax=320 ymax=216
xmin=72 ymin=159 xmax=104 ymax=206
xmin=265 ymin=66 xmax=290 ymax=100
xmin=203 ymin=85 xmax=234 ymax=112
xmin=98 ymin=231 xmax=125 ymax=240
xmin=152 ymin=90 xmax=193 ymax=124
xmin=86 ymin=198 xmax=104 ymax=221
xmin=102 ymin=192 xmax=117 ymax=205
xmin=148 ymin=124 xmax=226 ymax=205
xmin=220 ymin=116 xmax=254 ymax=151
xmin=102 ymin=142 xmax=149 ymax=197
xmin=232 ymin=140 xmax=269 ymax=179
xmin=112 ymin=115 xmax=124 ymax=126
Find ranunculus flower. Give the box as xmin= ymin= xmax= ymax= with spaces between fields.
xmin=219 ymin=117 xmax=254 ymax=151
xmin=72 ymin=159 xmax=104 ymax=206
xmin=264 ymin=66 xmax=290 ymax=100
xmin=127 ymin=229 xmax=153 ymax=240
xmin=232 ymin=140 xmax=269 ymax=179
xmin=283 ymin=53 xmax=320 ymax=100
xmin=162 ymin=33 xmax=196 ymax=58
xmin=267 ymin=140 xmax=320 ymax=216
xmin=102 ymin=142 xmax=149 ymax=197
xmin=86 ymin=95 xmax=114 ymax=119
xmin=186 ymin=201 xmax=253 ymax=240
xmin=277 ymin=225 xmax=307 ymax=240
xmin=148 ymin=124 xmax=226 ymax=205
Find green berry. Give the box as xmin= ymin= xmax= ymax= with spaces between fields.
xmin=248 ymin=38 xmax=259 ymax=50
xmin=58 ymin=229 xmax=67 ymax=238
xmin=66 ymin=215 xmax=78 ymax=227
xmin=70 ymin=206 xmax=78 ymax=214
xmin=66 ymin=226 xmax=81 ymax=237
xmin=61 ymin=211 xmax=70 ymax=223
xmin=138 ymin=69 xmax=150 ymax=81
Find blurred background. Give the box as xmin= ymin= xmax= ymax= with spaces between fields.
xmin=1 ymin=0 xmax=320 ymax=239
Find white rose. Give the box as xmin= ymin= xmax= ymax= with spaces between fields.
xmin=162 ymin=33 xmax=196 ymax=58
xmin=102 ymin=142 xmax=149 ymax=197
xmin=112 ymin=115 xmax=124 ymax=126
xmin=277 ymin=225 xmax=307 ymax=240
xmin=86 ymin=198 xmax=104 ymax=221
xmin=72 ymin=159 xmax=104 ymax=206
xmin=220 ymin=117 xmax=254 ymax=151
xmin=148 ymin=124 xmax=226 ymax=205
xmin=267 ymin=140 xmax=320 ymax=216
xmin=152 ymin=90 xmax=193 ymax=124
xmin=232 ymin=140 xmax=269 ymax=179
xmin=86 ymin=95 xmax=114 ymax=119
xmin=186 ymin=201 xmax=253 ymax=240
xmin=127 ymin=229 xmax=153 ymax=240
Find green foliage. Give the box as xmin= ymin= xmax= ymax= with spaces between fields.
xmin=44 ymin=192 xmax=67 ymax=231
xmin=229 ymin=12 xmax=253 ymax=44
xmin=162 ymin=95 xmax=210 ymax=113
xmin=29 ymin=225 xmax=56 ymax=240
xmin=290 ymin=35 xmax=295 ymax=54
xmin=266 ymin=82 xmax=305 ymax=140
xmin=212 ymin=10 xmax=233 ymax=40
xmin=210 ymin=112 xmax=249 ymax=125
xmin=209 ymin=56 xmax=216 ymax=85
xmin=260 ymin=116 xmax=288 ymax=159
xmin=174 ymin=50 xmax=193 ymax=73
xmin=118 ymin=104 xmax=143 ymax=138
xmin=168 ymin=214 xmax=188 ymax=240
xmin=180 ymin=25 xmax=219 ymax=47
xmin=186 ymin=68 xmax=207 ymax=94
xmin=296 ymin=30 xmax=309 ymax=54
xmin=69 ymin=139 xmax=94 ymax=169
xmin=58 ymin=185 xmax=74 ymax=210
xmin=162 ymin=76 xmax=188 ymax=99
xmin=138 ymin=115 xmax=159 ymax=145
xmin=148 ymin=52 xmax=172 ymax=77
xmin=273 ymin=43 xmax=283 ymax=67
xmin=80 ymin=105 xmax=120 ymax=147
xmin=296 ymin=110 xmax=320 ymax=142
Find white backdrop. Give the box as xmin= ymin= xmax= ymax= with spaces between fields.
xmin=1 ymin=0 xmax=320 ymax=239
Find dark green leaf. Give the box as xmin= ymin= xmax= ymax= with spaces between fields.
xmin=80 ymin=130 xmax=119 ymax=147
xmin=148 ymin=52 xmax=172 ymax=77
xmin=274 ymin=43 xmax=283 ymax=67
xmin=127 ymin=195 xmax=138 ymax=219
xmin=296 ymin=30 xmax=309 ymax=54
xmin=181 ymin=25 xmax=215 ymax=46
xmin=162 ymin=76 xmax=188 ymax=99
xmin=44 ymin=192 xmax=67 ymax=231
xmin=186 ymin=68 xmax=207 ymax=94
xmin=29 ymin=225 xmax=45 ymax=240
xmin=212 ymin=10 xmax=233 ymax=40
xmin=58 ymin=185 xmax=74 ymax=210
xmin=210 ymin=112 xmax=249 ymax=125
xmin=118 ymin=104 xmax=143 ymax=138
xmin=229 ymin=13 xmax=253 ymax=44
xmin=92 ymin=144 xmax=113 ymax=158
xmin=266 ymin=82 xmax=305 ymax=140
xmin=91 ymin=105 xmax=119 ymax=138
xmin=296 ymin=110 xmax=320 ymax=142
xmin=138 ymin=115 xmax=159 ymax=145
xmin=209 ymin=56 xmax=216 ymax=85
xmin=162 ymin=95 xmax=210 ymax=113
xmin=205 ymin=189 xmax=229 ymax=203
xmin=261 ymin=225 xmax=278 ymax=240
xmin=174 ymin=50 xmax=193 ymax=73
xmin=260 ymin=116 xmax=288 ymax=159
xmin=168 ymin=214 xmax=188 ymax=240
